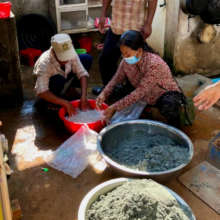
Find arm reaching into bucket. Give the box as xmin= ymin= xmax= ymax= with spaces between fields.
xmin=96 ymin=93 xmax=106 ymax=110
xmin=103 ymin=105 xmax=116 ymax=122
xmin=80 ymin=76 xmax=90 ymax=111
xmin=38 ymin=91 xmax=76 ymax=116
xmin=193 ymin=82 xmax=220 ymax=110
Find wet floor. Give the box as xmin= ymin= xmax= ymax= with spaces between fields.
xmin=0 ymin=98 xmax=220 ymax=220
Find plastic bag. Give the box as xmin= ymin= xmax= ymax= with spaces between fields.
xmin=44 ymin=125 xmax=98 ymax=178
xmin=110 ymin=101 xmax=147 ymax=124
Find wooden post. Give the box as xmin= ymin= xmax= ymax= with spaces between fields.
xmin=11 ymin=200 xmax=22 ymax=220
xmin=0 ymin=12 xmax=23 ymax=107
xmin=164 ymin=0 xmax=180 ymax=62
xmin=0 ymin=135 xmax=12 ymax=220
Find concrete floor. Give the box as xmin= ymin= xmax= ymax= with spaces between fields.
xmin=0 ymin=48 xmax=220 ymax=220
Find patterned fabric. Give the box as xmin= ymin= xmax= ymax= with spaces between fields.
xmin=102 ymin=52 xmax=181 ymax=111
xmin=111 ymin=0 xmax=149 ymax=35
xmin=34 ymin=48 xmax=89 ymax=95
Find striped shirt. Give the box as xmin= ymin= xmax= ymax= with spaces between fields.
xmin=34 ymin=48 xmax=88 ymax=95
xmin=111 ymin=0 xmax=149 ymax=35
xmin=102 ymin=52 xmax=180 ymax=111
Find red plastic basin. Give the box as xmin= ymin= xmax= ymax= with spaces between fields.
xmin=0 ymin=2 xmax=11 ymax=19
xmin=59 ymin=99 xmax=108 ymax=133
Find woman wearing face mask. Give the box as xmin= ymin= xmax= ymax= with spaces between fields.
xmin=96 ymin=30 xmax=185 ymax=127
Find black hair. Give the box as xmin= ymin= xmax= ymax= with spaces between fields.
xmin=119 ymin=30 xmax=156 ymax=54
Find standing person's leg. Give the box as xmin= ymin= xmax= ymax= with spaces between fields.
xmin=78 ymin=54 xmax=93 ymax=72
xmin=93 ymin=29 xmax=121 ymax=95
xmin=99 ymin=29 xmax=121 ymax=85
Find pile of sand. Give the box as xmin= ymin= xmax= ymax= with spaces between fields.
xmin=86 ymin=179 xmax=191 ymax=220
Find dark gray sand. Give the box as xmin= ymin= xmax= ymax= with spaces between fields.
xmin=105 ymin=134 xmax=189 ymax=172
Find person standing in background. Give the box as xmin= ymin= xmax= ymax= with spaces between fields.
xmin=92 ymin=0 xmax=158 ymax=95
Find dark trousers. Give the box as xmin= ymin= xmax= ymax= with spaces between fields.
xmin=156 ymin=91 xmax=185 ymax=127
xmin=99 ymin=29 xmax=121 ymax=85
xmin=49 ymin=54 xmax=92 ymax=97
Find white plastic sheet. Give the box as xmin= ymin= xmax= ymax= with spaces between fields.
xmin=45 ymin=125 xmax=98 ymax=178
xmin=110 ymin=101 xmax=147 ymax=124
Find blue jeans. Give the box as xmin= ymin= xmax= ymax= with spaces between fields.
xmin=99 ymin=29 xmax=121 ymax=85
xmin=49 ymin=54 xmax=92 ymax=97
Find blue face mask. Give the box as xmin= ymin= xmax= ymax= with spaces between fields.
xmin=124 ymin=55 xmax=140 ymax=65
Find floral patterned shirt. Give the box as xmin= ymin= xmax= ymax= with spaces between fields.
xmin=102 ymin=52 xmax=180 ymax=111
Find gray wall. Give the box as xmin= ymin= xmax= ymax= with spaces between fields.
xmin=164 ymin=1 xmax=220 ymax=76
xmin=174 ymin=10 xmax=220 ymax=76
xmin=2 ymin=0 xmax=49 ymax=17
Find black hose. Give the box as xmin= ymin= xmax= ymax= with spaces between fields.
xmin=17 ymin=14 xmax=57 ymax=51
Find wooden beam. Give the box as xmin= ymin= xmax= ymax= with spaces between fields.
xmin=164 ymin=0 xmax=180 ymax=61
xmin=11 ymin=200 xmax=22 ymax=220
xmin=0 ymin=135 xmax=12 ymax=220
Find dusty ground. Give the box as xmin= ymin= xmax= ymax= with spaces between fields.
xmin=0 ymin=42 xmax=220 ymax=220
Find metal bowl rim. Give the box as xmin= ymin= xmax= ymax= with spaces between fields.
xmin=97 ymin=120 xmax=194 ymax=176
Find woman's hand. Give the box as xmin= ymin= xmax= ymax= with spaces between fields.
xmin=64 ymin=101 xmax=76 ymax=116
xmin=98 ymin=16 xmax=106 ymax=34
xmin=96 ymin=93 xmax=105 ymax=109
xmin=193 ymin=83 xmax=220 ymax=110
xmin=104 ymin=105 xmax=116 ymax=122
xmin=80 ymin=97 xmax=90 ymax=111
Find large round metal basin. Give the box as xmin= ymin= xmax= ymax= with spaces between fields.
xmin=78 ymin=178 xmax=196 ymax=220
xmin=97 ymin=120 xmax=193 ymax=182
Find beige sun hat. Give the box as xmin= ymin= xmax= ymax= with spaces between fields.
xmin=51 ymin=33 xmax=77 ymax=62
